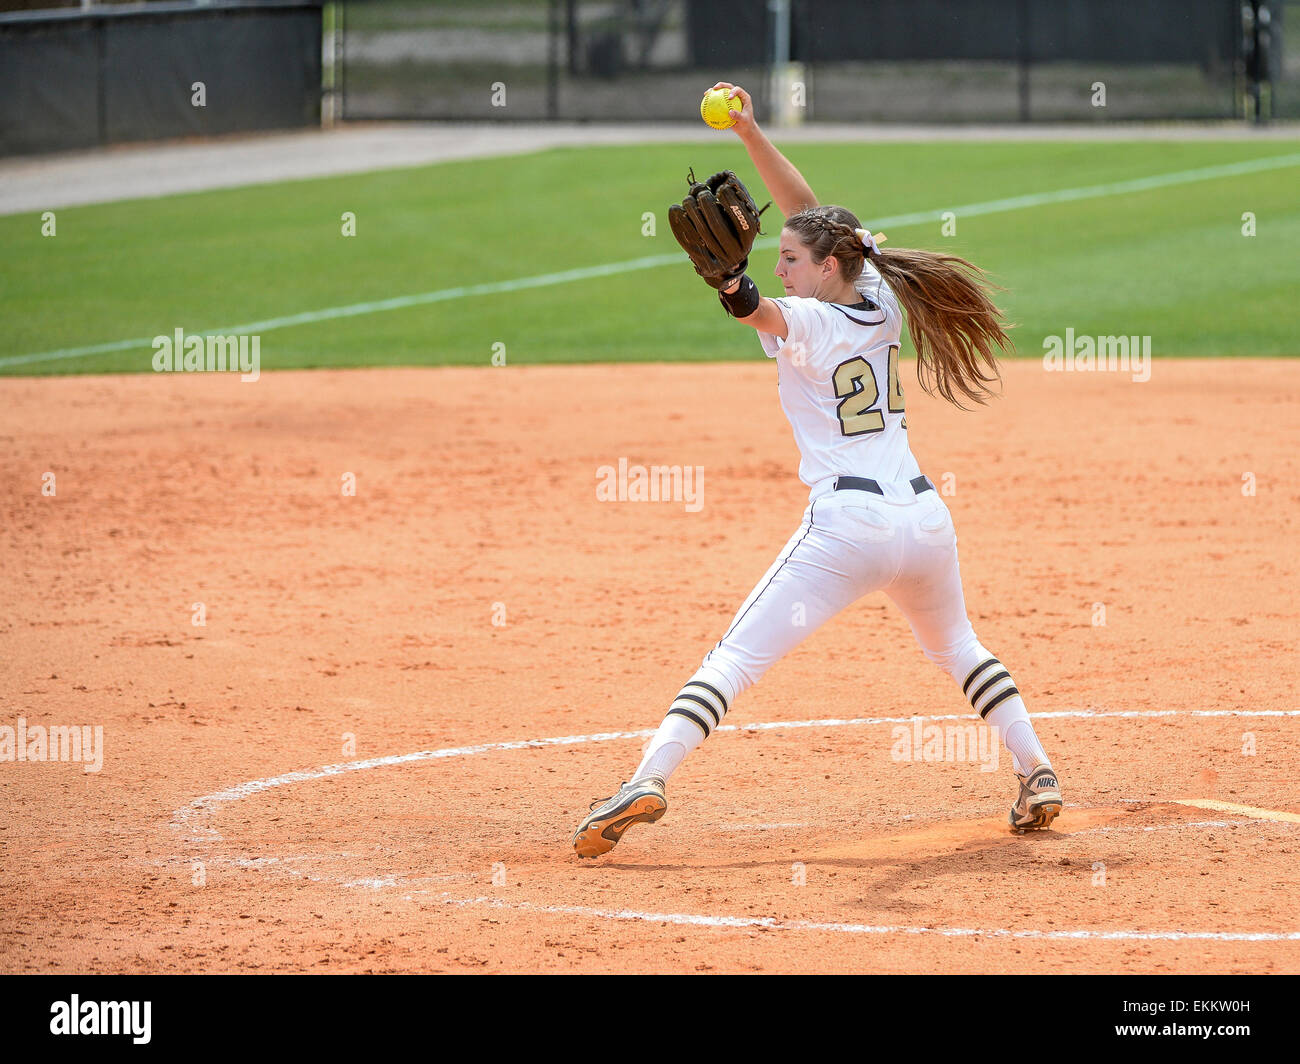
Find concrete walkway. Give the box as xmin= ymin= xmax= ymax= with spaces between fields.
xmin=3 ymin=119 xmax=1298 ymax=216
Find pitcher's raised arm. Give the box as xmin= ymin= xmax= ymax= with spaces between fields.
xmin=710 ymin=82 xmax=818 ymax=218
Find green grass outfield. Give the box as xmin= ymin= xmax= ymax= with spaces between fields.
xmin=3 ymin=139 xmax=1299 ymax=376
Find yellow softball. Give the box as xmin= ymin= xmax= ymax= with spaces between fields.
xmin=700 ymin=88 xmax=742 ymax=130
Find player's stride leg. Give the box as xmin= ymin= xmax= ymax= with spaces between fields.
xmin=571 ymin=675 xmax=732 ymax=857
xmin=572 ymin=671 xmax=736 ymax=857
xmin=571 ymin=498 xmax=868 ymax=857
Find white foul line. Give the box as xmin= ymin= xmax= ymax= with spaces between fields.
xmin=168 ymin=707 xmax=1300 ymax=946
xmin=426 ymin=895 xmax=1300 ymax=944
xmin=1173 ymin=798 xmax=1300 ymax=824
xmin=172 ymin=707 xmax=1300 ymax=833
xmin=7 ymin=150 xmax=1300 ymax=370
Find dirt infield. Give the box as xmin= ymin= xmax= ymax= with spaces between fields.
xmin=2 ymin=359 xmax=1298 ymax=974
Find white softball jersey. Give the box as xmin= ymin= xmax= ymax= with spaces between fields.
xmin=756 ymin=263 xmax=921 ymax=498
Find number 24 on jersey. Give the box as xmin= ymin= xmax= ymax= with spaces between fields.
xmin=832 ymin=344 xmax=906 ymax=436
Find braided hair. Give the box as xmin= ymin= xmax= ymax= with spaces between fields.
xmin=784 ymin=206 xmax=1014 ymax=409
xmin=783 ymin=206 xmax=869 ymax=284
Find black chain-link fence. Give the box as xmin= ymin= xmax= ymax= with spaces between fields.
xmin=337 ymin=0 xmax=735 ymax=121
xmin=0 ymin=1 xmax=322 ymax=156
xmin=2 ymin=0 xmax=1287 ymax=157
xmin=1271 ymin=0 xmax=1299 ymax=116
xmin=336 ymin=0 xmax=1285 ymax=124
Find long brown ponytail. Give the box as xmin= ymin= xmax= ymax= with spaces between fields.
xmin=784 ymin=206 xmax=1014 ymax=408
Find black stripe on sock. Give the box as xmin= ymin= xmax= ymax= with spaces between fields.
xmin=962 ymin=658 xmax=1000 ymax=697
xmin=685 ymin=680 xmax=729 ymax=716
xmin=969 ymin=670 xmax=1012 ymax=710
xmin=667 ymin=706 xmax=712 ymax=738
xmin=675 ymin=692 xmax=721 ymax=727
xmin=979 ymin=686 xmax=1021 ymax=719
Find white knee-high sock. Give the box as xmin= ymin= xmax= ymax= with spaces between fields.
xmin=634 ymin=672 xmax=734 ymax=782
xmin=983 ymin=695 xmax=1050 ymax=777
xmin=635 ymin=716 xmax=704 ymax=781
xmin=961 ymin=654 xmax=1049 ymax=775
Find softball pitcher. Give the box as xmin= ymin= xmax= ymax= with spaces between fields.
xmin=572 ymin=84 xmax=1062 ymax=857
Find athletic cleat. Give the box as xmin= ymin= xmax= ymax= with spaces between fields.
xmin=571 ymin=775 xmax=668 ymax=858
xmin=1008 ymin=764 xmax=1063 ymax=833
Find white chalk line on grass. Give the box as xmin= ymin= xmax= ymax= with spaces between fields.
xmin=168 ymin=708 xmax=1300 ymax=945
xmin=8 ymin=150 xmax=1300 ymax=371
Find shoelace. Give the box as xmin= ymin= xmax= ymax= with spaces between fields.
xmin=589 ymin=783 xmax=628 ymax=811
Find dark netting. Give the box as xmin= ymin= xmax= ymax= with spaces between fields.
xmin=0 ymin=2 xmax=321 ymax=157
xmin=0 ymin=19 xmax=99 ymax=155
xmin=339 ymin=0 xmax=1260 ymax=124
xmin=103 ymin=10 xmax=322 ymax=143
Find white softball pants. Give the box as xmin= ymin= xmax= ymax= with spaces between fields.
xmin=696 ymin=483 xmax=998 ymax=709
